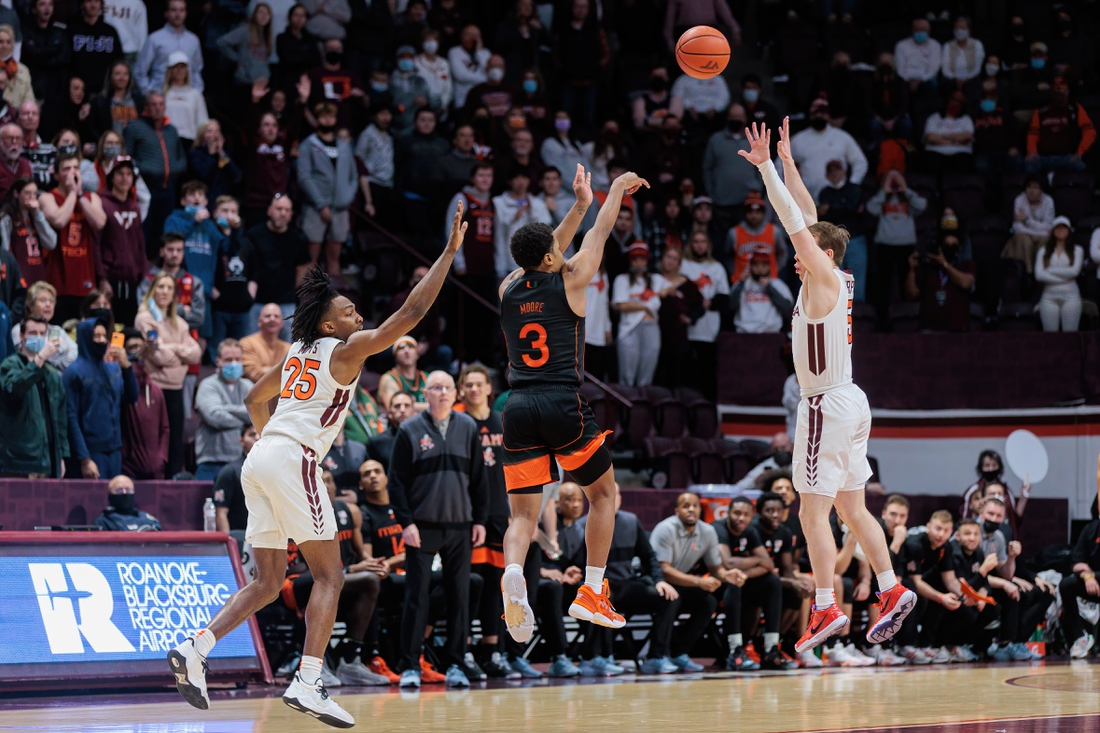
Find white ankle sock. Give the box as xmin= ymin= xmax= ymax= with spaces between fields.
xmin=192 ymin=628 xmax=216 ymax=657
xmin=584 ymin=566 xmax=605 ymax=593
xmin=299 ymin=655 xmax=323 ymax=686
xmin=727 ymin=633 xmax=743 ymax=650
xmin=816 ymin=588 xmax=836 ymax=609
xmin=764 ymin=632 xmax=779 ymax=651
xmin=876 ymin=570 xmax=897 ymax=592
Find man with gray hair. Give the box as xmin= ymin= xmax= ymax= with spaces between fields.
xmin=17 ymin=101 xmax=54 ymax=189
xmin=388 ymin=369 xmax=488 ymax=689
xmin=0 ymin=122 xmax=31 ymax=199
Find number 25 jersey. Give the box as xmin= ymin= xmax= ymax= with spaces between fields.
xmin=501 ymin=269 xmax=584 ymax=389
xmin=263 ymin=337 xmax=353 ymax=456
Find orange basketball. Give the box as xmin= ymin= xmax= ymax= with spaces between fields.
xmin=676 ymin=26 xmax=730 ymax=79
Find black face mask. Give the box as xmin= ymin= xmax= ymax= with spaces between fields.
xmin=1011 ymin=24 xmax=1024 ymax=38
xmin=728 ymin=118 xmax=746 ymax=132
xmin=810 ymin=117 xmax=828 ymax=131
xmin=877 ymin=64 xmax=893 ymax=76
xmin=649 ymin=78 xmax=667 ymax=93
xmin=109 ymin=493 xmax=137 ymax=515
xmin=942 ymin=245 xmax=960 ymax=261
xmin=318 ymin=123 xmax=336 ymax=134
xmin=773 ymin=451 xmax=793 ymax=467
xmin=88 ymin=341 xmax=108 ymax=361
xmin=982 ymin=519 xmax=1001 ymax=534
xmin=325 ymin=50 xmax=343 ymax=65
xmin=981 ymin=470 xmax=1000 ymax=482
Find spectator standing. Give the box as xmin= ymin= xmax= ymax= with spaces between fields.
xmin=680 ymin=231 xmax=727 ymax=399
xmin=120 ymin=328 xmax=168 ymax=479
xmin=11 ymin=281 xmax=76 ymax=369
xmin=103 ymin=0 xmax=147 ymax=63
xmin=415 ymin=29 xmax=452 ymax=114
xmin=737 ymin=74 xmax=779 ymax=148
xmin=91 ymin=60 xmax=144 ymax=136
xmin=1025 ymin=77 xmax=1095 ymax=173
xmin=162 ymin=54 xmax=208 ymax=146
xmin=164 ymin=180 xmax=225 ymax=342
xmin=390 ymin=45 xmax=432 ymax=134
xmin=306 ymin=38 xmax=365 ymax=135
xmin=434 ymin=124 xmax=475 ymax=207
xmin=904 ymin=229 xmax=976 ymax=332
xmin=894 ymin=18 xmax=941 ymax=95
xmin=1003 ymin=174 xmax=1055 ymax=274
xmin=726 ymin=190 xmax=785 ymax=282
xmin=274 ymin=4 xmax=319 ymax=93
xmin=941 ymin=17 xmax=984 ymax=87
xmin=19 ymin=102 xmax=56 ymax=190
xmin=554 ymin=0 xmax=608 ymax=133
xmin=654 ymin=247 xmax=702 ymax=388
xmin=612 ymin=241 xmax=665 ymax=387
xmin=240 ymin=195 xmax=310 ymax=332
xmin=670 ymin=70 xmax=730 ymax=135
xmin=134 ymin=0 xmax=203 ymax=95
xmin=134 ymin=272 xmax=201 ymax=478
xmin=632 ymin=67 xmax=672 ymax=135
xmin=123 ymin=92 xmax=186 ymax=251
xmin=492 ymin=129 xmax=541 ymax=194
xmin=368 ymin=390 xmax=414 ymax=471
xmin=378 ymin=336 xmax=428 ymax=410
xmin=730 ymin=249 xmax=794 ymax=334
xmin=242 ymin=110 xmax=290 ymax=229
xmin=67 ymin=0 xmax=123 ymax=93
xmin=447 ymin=162 xmax=496 ymax=364
xmin=1035 ymin=216 xmax=1083 ymax=332
xmin=921 ymin=92 xmax=974 ymax=173
xmin=194 ymin=338 xmax=253 ymax=481
xmin=491 ymin=166 xmax=550 ymax=279
xmin=239 ymin=302 xmax=289 ymax=381
xmin=298 ymin=102 xmax=357 ymax=277
xmin=22 ymin=0 xmax=71 ymax=115
xmin=355 ymin=106 xmax=395 ymax=228
xmin=869 ymin=54 xmax=912 ymax=145
xmin=582 ymin=262 xmax=612 ymax=383
xmin=0 ymin=314 xmax=68 ymax=478
xmin=63 ymin=315 xmax=137 ymax=479
xmin=188 ymin=121 xmax=242 ymax=202
xmin=0 ymin=123 xmax=32 ymax=199
xmin=41 ymin=154 xmax=107 ymax=323
xmin=1059 ymin=517 xmax=1100 ymax=658
xmin=462 ymin=53 xmax=514 ymax=130
xmin=663 ymin=0 xmax=740 ymax=54
xmin=541 ymin=111 xmax=588 ymax=187
xmin=0 ymin=27 xmax=33 ymax=111
xmin=789 ymin=99 xmax=868 ymax=197
xmin=447 ymin=24 xmax=489 ymax=109
xmin=817 ymin=159 xmax=867 ymax=301
xmin=93 ymin=475 xmax=162 ymax=530
xmin=210 ymin=196 xmax=252 ymax=353
xmin=98 ymin=155 xmax=146 ymax=326
xmin=389 ymin=370 xmax=488 ymax=687
xmin=136 ymin=232 xmax=204 ymax=333
xmin=217 ymin=3 xmax=273 ymax=88
xmin=1 ymin=176 xmax=56 ymax=289
xmin=213 ymin=424 xmax=259 ymax=532
xmin=866 ymin=169 xmax=927 ymax=324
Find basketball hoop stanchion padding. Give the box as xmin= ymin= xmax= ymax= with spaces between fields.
xmin=0 ymin=531 xmax=273 ymax=691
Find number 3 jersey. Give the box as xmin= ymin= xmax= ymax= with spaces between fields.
xmin=263 ymin=337 xmax=353 ymax=456
xmin=792 ymin=269 xmax=855 ymax=396
xmin=501 ymin=269 xmax=584 ymax=389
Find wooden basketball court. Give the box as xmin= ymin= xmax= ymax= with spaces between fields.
xmin=2 ymin=661 xmax=1098 ymax=733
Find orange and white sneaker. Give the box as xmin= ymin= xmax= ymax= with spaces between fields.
xmin=568 ymin=580 xmax=626 ymax=629
xmin=501 ymin=568 xmax=536 ymax=643
xmin=368 ymin=655 xmax=400 ymax=684
xmin=795 ymin=604 xmax=849 ymax=653
xmin=419 ymin=656 xmax=446 ymax=684
xmin=867 ymin=584 xmax=917 ymax=645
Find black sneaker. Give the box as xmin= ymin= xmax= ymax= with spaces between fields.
xmin=461 ymin=652 xmax=488 ymax=681
xmin=726 ymin=645 xmax=759 ymax=671
xmin=761 ymin=645 xmax=798 ymax=670
xmin=481 ymin=651 xmax=522 ymax=680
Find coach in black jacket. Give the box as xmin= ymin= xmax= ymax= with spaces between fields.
xmin=389 ymin=370 xmax=488 ymax=683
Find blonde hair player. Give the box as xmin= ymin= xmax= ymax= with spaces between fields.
xmin=739 ymin=119 xmax=916 ymax=652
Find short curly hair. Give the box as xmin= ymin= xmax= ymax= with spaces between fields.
xmin=510 ymin=222 xmax=555 ymax=269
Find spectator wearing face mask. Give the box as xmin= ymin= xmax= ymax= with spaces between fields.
xmin=556 ymin=0 xmax=609 ymax=134
xmin=729 ymin=251 xmax=793 ymax=334
xmin=94 ymin=475 xmax=162 ymax=530
xmin=1035 ymin=216 xmax=1083 ymax=332
xmin=703 ymin=104 xmax=757 ymax=240
xmin=941 ymin=17 xmax=984 ymax=88
xmin=1024 ymin=76 xmax=1095 ymax=173
xmin=669 ymin=66 xmax=730 ymax=136
xmin=415 ymin=29 xmax=453 ymax=116
xmin=306 ymin=38 xmax=365 ymax=135
xmin=632 ymin=68 xmax=671 ymax=134
xmin=972 ymin=77 xmax=1021 ymax=176
xmin=491 ymin=165 xmax=550 ymax=279
xmin=1009 ymin=42 xmax=1054 ymax=113
xmin=193 ymin=338 xmax=252 ymax=481
xmin=612 ymin=241 xmax=665 ymax=387
xmin=894 ymin=18 xmax=941 ymax=94
xmin=390 ymin=45 xmax=433 ymax=134
xmin=905 ymin=228 xmax=976 ymax=332
xmin=962 ymin=54 xmax=1008 ymax=114
xmin=867 ymin=168 xmax=927 ymax=325
xmin=448 ymin=24 xmax=490 ymax=109
xmin=921 ymin=92 xmax=974 ymax=173
xmin=789 ymin=98 xmax=867 ymax=197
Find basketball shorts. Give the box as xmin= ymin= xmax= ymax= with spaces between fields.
xmin=792 ymin=383 xmax=872 ymax=498
xmin=472 ymin=515 xmax=508 ymax=568
xmin=242 ymin=434 xmax=337 ymax=550
xmin=502 ymin=385 xmax=612 ymax=493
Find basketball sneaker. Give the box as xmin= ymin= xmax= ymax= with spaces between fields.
xmin=726 ymin=646 xmax=759 ymax=671
xmin=795 ymin=604 xmax=849 ymax=653
xmin=797 ymin=649 xmax=823 ymax=668
xmin=761 ymin=646 xmax=798 ymax=670
xmin=868 ymin=645 xmax=908 ymax=666
xmin=419 ymin=655 xmax=447 ymax=684
xmin=501 ymin=568 xmax=536 ymax=642
xmin=569 ymin=580 xmax=626 ymax=629
xmin=335 ymin=656 xmax=391 ymax=686
xmin=282 ymin=671 xmax=355 ymax=729
xmin=167 ymin=637 xmax=210 ymax=711
xmin=866 ymin=585 xmax=917 ymax=644
xmin=368 ymin=656 xmax=400 ymax=684
xmin=1071 ymin=633 xmax=1095 ymax=659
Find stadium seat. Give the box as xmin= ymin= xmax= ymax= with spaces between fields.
xmin=998 ymin=258 xmax=1028 ymax=304
xmin=942 ymin=174 xmax=986 ymax=217
xmin=1052 ymin=179 xmax=1094 ymax=225
xmin=999 ymin=173 xmax=1028 ymax=217
xmin=580 ymin=381 xmax=620 ymax=436
xmin=888 ymin=301 xmax=921 ymax=333
xmin=645 ymin=385 xmax=688 ymax=438
xmin=645 ymin=436 xmax=691 ymax=489
xmin=1072 ymin=214 xmax=1100 ymax=250
xmin=852 ymin=301 xmax=877 ymax=334
xmin=675 ymin=387 xmax=720 ymax=439
xmin=681 ymin=437 xmax=727 ymax=485
xmin=614 ymin=385 xmax=655 ymax=448
xmin=997 ymin=301 xmax=1040 ymax=331
xmin=968 ymin=214 xmax=1010 ymax=262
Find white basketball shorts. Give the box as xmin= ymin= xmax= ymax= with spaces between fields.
xmin=242 ymin=434 xmax=337 ymax=550
xmin=792 ymin=383 xmax=873 ymax=498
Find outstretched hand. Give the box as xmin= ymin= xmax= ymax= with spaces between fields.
xmin=777 ymin=116 xmax=793 ymax=163
xmin=572 ymin=163 xmax=593 ymax=208
xmin=445 ymin=199 xmax=468 ymax=254
xmin=615 ymin=171 xmax=650 ymax=196
xmin=738 ymin=122 xmax=771 ymax=166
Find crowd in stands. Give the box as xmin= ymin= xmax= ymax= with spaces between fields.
xmin=0 ymin=0 xmax=1099 ymax=684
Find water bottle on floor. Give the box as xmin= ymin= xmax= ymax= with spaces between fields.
xmin=203 ymin=498 xmax=217 ymax=532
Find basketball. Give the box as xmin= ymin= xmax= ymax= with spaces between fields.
xmin=675 ymin=26 xmax=730 ymax=79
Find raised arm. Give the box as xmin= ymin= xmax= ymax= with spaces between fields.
xmin=562 ymin=172 xmax=649 ymax=287
xmin=552 ymin=164 xmax=594 ymax=255
xmin=777 ymin=117 xmax=818 ymax=226
xmin=739 ymin=123 xmax=833 ymax=279
xmin=336 ymin=203 xmax=466 ymax=368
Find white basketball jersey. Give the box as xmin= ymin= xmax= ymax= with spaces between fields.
xmin=262 ymin=338 xmax=354 ymax=457
xmin=792 ymin=269 xmax=855 ymax=396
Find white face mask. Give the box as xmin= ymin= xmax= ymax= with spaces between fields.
xmin=955 ymin=28 xmax=969 ymax=41
xmin=423 ymin=40 xmax=439 ymax=55
xmin=488 ymin=67 xmax=504 ymax=82
xmin=985 ymin=63 xmax=998 ymax=77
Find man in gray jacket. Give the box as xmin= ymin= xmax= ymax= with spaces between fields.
xmin=388 ymin=370 xmax=488 ymax=688
xmin=703 ymin=104 xmax=757 ymax=243
xmin=297 ymin=102 xmax=358 ymax=278
xmin=193 ymin=338 xmax=253 ymax=481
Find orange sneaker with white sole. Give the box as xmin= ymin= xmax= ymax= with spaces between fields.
xmin=369 ymin=656 xmax=400 ymax=684
xmin=419 ymin=656 xmax=446 ymax=684
xmin=568 ymin=580 xmax=626 ymax=628
xmin=795 ymin=604 xmax=849 ymax=653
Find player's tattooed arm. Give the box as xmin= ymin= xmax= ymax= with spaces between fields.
xmin=243 ymin=361 xmax=285 ymax=434
xmin=552 ymin=163 xmax=593 ymax=255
